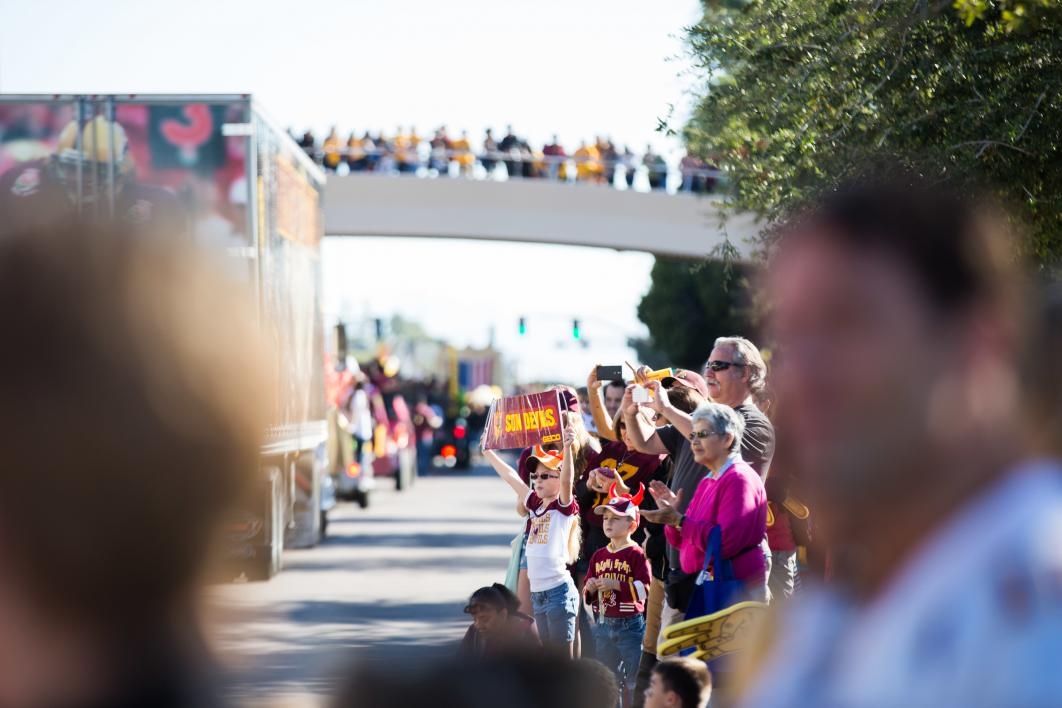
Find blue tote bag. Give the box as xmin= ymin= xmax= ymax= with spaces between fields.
xmin=684 ymin=524 xmax=744 ymax=620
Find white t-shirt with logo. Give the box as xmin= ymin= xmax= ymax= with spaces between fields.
xmin=524 ymin=491 xmax=579 ymax=593
xmin=739 ymin=460 xmax=1062 ymax=708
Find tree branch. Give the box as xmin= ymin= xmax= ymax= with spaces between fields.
xmin=950 ymin=140 xmax=1034 ymax=158
xmin=1014 ymin=88 xmax=1050 ymax=143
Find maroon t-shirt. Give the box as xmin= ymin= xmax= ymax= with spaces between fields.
xmin=584 ymin=544 xmax=652 ymax=617
xmin=580 ymin=441 xmax=664 ymax=528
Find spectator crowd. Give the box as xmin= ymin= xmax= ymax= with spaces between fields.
xmin=289 ymin=125 xmax=719 ymax=193
xmin=456 ymin=178 xmax=1062 ymax=708
xmin=1 ymin=176 xmax=1060 ymax=708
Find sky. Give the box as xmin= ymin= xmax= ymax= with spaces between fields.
xmin=0 ymin=0 xmax=705 ymax=384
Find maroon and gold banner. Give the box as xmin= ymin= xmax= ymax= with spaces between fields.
xmin=483 ymin=390 xmax=563 ymax=450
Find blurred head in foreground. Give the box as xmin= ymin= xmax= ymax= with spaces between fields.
xmin=739 ymin=177 xmax=1062 ymax=707
xmin=767 ymin=178 xmax=1028 ymax=591
xmin=0 ymin=219 xmax=265 ymax=705
xmin=334 ymin=651 xmax=619 ymax=708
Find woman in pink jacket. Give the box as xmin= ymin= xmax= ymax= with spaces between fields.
xmin=642 ymin=402 xmax=769 ymax=602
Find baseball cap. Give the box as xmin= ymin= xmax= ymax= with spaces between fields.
xmin=593 ymin=483 xmax=646 ymax=521
xmin=662 ymin=369 xmax=710 ymax=399
xmin=524 ymin=445 xmax=564 ymax=474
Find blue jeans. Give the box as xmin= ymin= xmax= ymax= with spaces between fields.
xmin=530 ymin=577 xmax=579 ymax=645
xmin=593 ymin=614 xmax=646 ymax=693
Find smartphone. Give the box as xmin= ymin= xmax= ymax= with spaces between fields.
xmin=632 ymin=385 xmax=651 ymax=404
xmin=596 ymin=365 xmax=624 ymax=382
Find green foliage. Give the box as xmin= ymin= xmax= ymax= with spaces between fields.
xmin=636 ymin=258 xmax=757 ymax=369
xmin=683 ymin=0 xmax=1062 ymax=266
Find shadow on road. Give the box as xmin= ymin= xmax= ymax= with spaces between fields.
xmin=218 ymin=600 xmax=468 ymax=700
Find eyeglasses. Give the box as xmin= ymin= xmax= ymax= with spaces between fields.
xmin=687 ymin=430 xmax=723 ymax=441
xmin=706 ymin=360 xmax=745 ymax=372
xmin=529 ymin=472 xmax=561 ymax=480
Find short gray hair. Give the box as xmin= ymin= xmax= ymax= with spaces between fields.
xmin=691 ymin=402 xmax=745 ymax=453
xmin=713 ymin=336 xmax=768 ymax=396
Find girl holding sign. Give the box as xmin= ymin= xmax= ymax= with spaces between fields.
xmin=484 ymin=421 xmax=583 ymax=656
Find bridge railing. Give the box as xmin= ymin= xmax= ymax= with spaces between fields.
xmin=301 ymin=145 xmax=724 ymax=195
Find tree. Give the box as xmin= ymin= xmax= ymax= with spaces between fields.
xmin=683 ymin=0 xmax=1062 ymax=266
xmin=637 ymin=258 xmax=757 ymax=369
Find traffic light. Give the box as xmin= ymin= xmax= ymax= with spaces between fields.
xmin=572 ymin=319 xmax=581 ymax=340
xmin=374 ymin=318 xmax=384 ymax=340
xmin=518 ymin=316 xmax=527 ymax=336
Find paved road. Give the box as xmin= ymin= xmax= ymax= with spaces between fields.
xmin=206 ymin=466 xmax=517 ymax=706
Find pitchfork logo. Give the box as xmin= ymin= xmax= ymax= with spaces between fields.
xmin=160 ymin=104 xmax=214 ymax=166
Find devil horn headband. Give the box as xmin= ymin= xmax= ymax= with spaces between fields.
xmin=607 ymin=482 xmax=646 ymax=507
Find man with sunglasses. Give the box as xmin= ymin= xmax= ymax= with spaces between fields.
xmin=701 ymin=337 xmax=775 ymax=481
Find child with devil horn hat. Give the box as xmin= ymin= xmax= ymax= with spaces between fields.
xmin=583 ymin=483 xmax=653 ymax=704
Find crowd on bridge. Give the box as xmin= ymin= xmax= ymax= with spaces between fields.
xmin=289 ymin=125 xmax=719 ymax=194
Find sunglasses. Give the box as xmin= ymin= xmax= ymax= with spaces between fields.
xmin=530 ymin=472 xmax=561 ymax=480
xmin=687 ymin=430 xmax=723 ymax=441
xmin=706 ymin=360 xmax=745 ymax=372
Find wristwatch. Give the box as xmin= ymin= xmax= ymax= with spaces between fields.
xmin=676 ymin=514 xmax=685 ymax=531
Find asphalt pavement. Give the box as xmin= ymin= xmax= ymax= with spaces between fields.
xmin=205 ymin=464 xmax=518 ymax=706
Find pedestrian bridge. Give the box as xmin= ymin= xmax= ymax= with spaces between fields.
xmin=323 ymin=175 xmax=760 ymax=258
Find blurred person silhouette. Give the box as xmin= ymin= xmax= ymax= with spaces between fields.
xmin=345 ymin=130 xmax=368 ymax=172
xmin=481 ymin=128 xmax=499 ymax=174
xmin=334 ymin=651 xmax=619 ymax=708
xmin=737 ymin=178 xmax=1062 ymax=708
xmin=458 ymin=584 xmax=538 ymax=658
xmin=322 ymin=126 xmax=342 ymax=172
xmin=0 ymin=218 xmax=266 ymax=706
xmin=543 ymin=134 xmax=567 ymax=180
xmin=394 ymin=125 xmax=421 ymax=174
xmin=298 ymin=129 xmax=316 ymax=156
xmin=429 ymin=125 xmax=452 ymax=174
xmin=362 ymin=131 xmax=381 ymax=172
xmin=642 ymin=146 xmax=667 ymax=191
xmin=598 ymin=136 xmax=618 ymax=186
xmin=498 ymin=124 xmax=520 ymax=179
xmin=574 ymin=140 xmax=604 ymax=183
xmin=451 ymin=130 xmax=475 ymax=177
xmin=621 ymin=146 xmax=637 ymax=188
xmin=679 ymin=152 xmax=709 ymax=194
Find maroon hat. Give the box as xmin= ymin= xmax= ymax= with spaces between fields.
xmin=553 ymin=386 xmax=581 ymax=414
xmin=661 ymin=369 xmax=710 ymax=399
